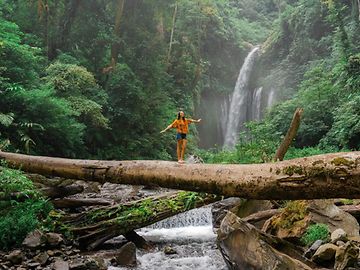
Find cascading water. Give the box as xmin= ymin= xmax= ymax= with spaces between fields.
xmin=111 ymin=206 xmax=226 ymax=270
xmin=223 ymin=46 xmax=260 ymax=148
xmin=251 ymin=87 xmax=263 ymax=121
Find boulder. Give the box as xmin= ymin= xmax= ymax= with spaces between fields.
xmin=309 ymin=200 xmax=359 ymax=237
xmin=334 ymin=241 xmax=360 ymax=270
xmin=33 ymin=251 xmax=49 ymax=266
xmin=312 ymin=243 xmax=339 ymax=264
xmin=263 ymin=200 xmax=359 ymax=243
xmin=22 ymin=230 xmax=45 ymax=249
xmin=5 ymin=250 xmax=24 ymax=265
xmin=331 ymin=229 xmax=348 ymax=243
xmin=217 ymin=212 xmax=314 ymax=270
xmin=114 ymin=242 xmax=137 ymax=267
xmin=45 ymin=233 xmax=64 ymax=247
xmin=53 ymin=259 xmax=69 ymax=270
xmin=211 ymin=198 xmax=242 ymax=231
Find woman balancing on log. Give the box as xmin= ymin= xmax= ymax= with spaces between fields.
xmin=160 ymin=111 xmax=201 ymax=163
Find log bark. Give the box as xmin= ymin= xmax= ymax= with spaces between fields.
xmin=41 ymin=184 xmax=84 ymax=199
xmin=52 ymin=198 xmax=112 ymax=208
xmin=1 ymin=151 xmax=360 ymax=200
xmin=274 ymin=108 xmax=303 ymax=161
xmin=59 ymin=191 xmax=219 ymax=250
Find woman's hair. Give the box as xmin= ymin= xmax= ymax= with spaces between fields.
xmin=177 ymin=111 xmax=185 ymax=120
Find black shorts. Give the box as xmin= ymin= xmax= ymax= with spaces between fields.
xmin=176 ymin=133 xmax=187 ymax=140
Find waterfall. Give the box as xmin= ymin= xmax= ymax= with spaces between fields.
xmin=251 ymin=87 xmax=263 ymax=121
xmin=267 ymin=87 xmax=276 ymax=107
xmin=223 ymin=47 xmax=260 ymax=148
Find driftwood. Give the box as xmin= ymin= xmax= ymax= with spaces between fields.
xmin=1 ymin=151 xmax=360 ymax=200
xmin=58 ymin=191 xmax=220 ymax=250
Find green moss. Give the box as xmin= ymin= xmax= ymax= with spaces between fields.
xmin=282 ymin=165 xmax=304 ymax=176
xmin=331 ymin=157 xmax=354 ymax=167
xmin=271 ymin=201 xmax=309 ymax=229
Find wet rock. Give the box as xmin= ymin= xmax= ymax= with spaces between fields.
xmin=164 ymin=246 xmax=177 ymax=255
xmin=53 ymin=259 xmax=69 ymax=270
xmin=211 ymin=198 xmax=242 ymax=231
xmin=89 ymin=256 xmax=107 ymax=270
xmin=312 ymin=243 xmax=339 ymax=264
xmin=331 ymin=229 xmax=348 ymax=243
xmin=27 ymin=262 xmax=41 ymax=268
xmin=5 ymin=250 xmax=24 ymax=265
xmin=33 ymin=251 xmax=49 ymax=265
xmin=218 ymin=212 xmax=313 ymax=270
xmin=304 ymin=239 xmax=323 ymax=259
xmin=69 ymin=259 xmax=86 ymax=270
xmin=45 ymin=233 xmax=64 ymax=247
xmin=114 ymin=242 xmax=137 ymax=266
xmin=22 ymin=230 xmax=45 ymax=249
xmin=334 ymin=241 xmax=359 ymax=270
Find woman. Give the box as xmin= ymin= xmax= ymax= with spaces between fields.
xmin=160 ymin=111 xmax=201 ymax=163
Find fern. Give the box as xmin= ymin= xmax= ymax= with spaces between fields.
xmin=0 ymin=113 xmax=14 ymax=127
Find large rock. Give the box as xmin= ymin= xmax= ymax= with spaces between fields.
xmin=45 ymin=233 xmax=64 ymax=247
xmin=211 ymin=198 xmax=242 ymax=231
xmin=263 ymin=200 xmax=359 ymax=242
xmin=22 ymin=230 xmax=46 ymax=249
xmin=331 ymin=229 xmax=348 ymax=243
xmin=212 ymin=199 xmax=274 ymax=231
xmin=114 ymin=242 xmax=137 ymax=266
xmin=311 ymin=243 xmax=339 ymax=264
xmin=334 ymin=241 xmax=360 ymax=270
xmin=33 ymin=251 xmax=49 ymax=266
xmin=53 ymin=259 xmax=69 ymax=270
xmin=309 ymin=200 xmax=359 ymax=237
xmin=5 ymin=250 xmax=24 ymax=265
xmin=217 ymin=212 xmax=314 ymax=270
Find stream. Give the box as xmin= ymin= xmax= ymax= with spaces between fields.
xmin=110 ymin=207 xmax=227 ymax=270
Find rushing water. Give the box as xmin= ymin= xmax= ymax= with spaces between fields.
xmin=110 ymin=207 xmax=226 ymax=270
xmin=223 ymin=47 xmax=260 ymax=148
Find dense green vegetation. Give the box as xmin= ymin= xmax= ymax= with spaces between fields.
xmin=0 ymin=164 xmax=52 ymax=250
xmin=0 ymin=0 xmax=359 ymax=162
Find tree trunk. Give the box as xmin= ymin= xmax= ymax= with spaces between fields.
xmin=274 ymin=108 xmax=303 ymax=161
xmin=59 ymin=191 xmax=219 ymax=250
xmin=110 ymin=0 xmax=125 ymax=67
xmin=52 ymin=198 xmax=112 ymax=208
xmin=1 ymin=151 xmax=360 ymax=200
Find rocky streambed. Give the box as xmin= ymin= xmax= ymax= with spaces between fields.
xmin=2 ymin=177 xmax=360 ymax=270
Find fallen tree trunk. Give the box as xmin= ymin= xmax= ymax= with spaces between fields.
xmin=52 ymin=198 xmax=112 ymax=208
xmin=58 ymin=191 xmax=220 ymax=250
xmin=0 ymin=151 xmax=359 ymax=200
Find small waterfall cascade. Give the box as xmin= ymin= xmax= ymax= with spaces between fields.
xmin=116 ymin=206 xmax=226 ymax=270
xmin=223 ymin=46 xmax=260 ymax=148
xmin=150 ymin=207 xmax=212 ymax=229
xmin=251 ymin=87 xmax=263 ymax=120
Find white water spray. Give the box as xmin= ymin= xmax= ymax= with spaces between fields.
xmin=223 ymin=47 xmax=260 ymax=148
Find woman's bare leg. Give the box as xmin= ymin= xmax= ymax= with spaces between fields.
xmin=181 ymin=139 xmax=187 ymax=161
xmin=177 ymin=140 xmax=182 ymax=161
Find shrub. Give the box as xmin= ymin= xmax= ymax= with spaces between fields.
xmin=301 ymin=223 xmax=329 ymax=246
xmin=0 ymin=164 xmax=52 ymax=250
